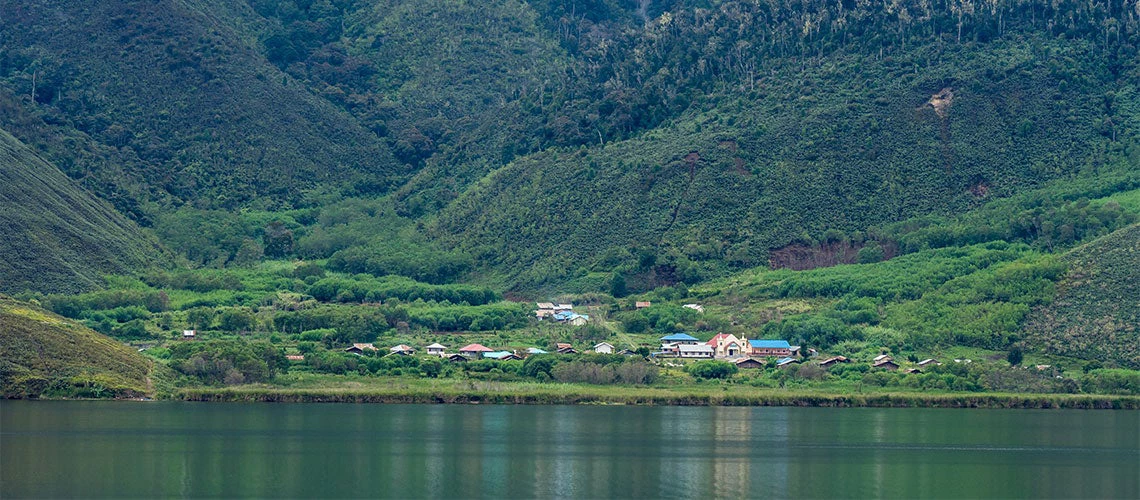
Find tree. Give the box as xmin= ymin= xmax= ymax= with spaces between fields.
xmin=1007 ymin=346 xmax=1023 ymax=366
xmin=263 ymin=221 xmax=294 ymax=258
xmin=686 ymin=360 xmax=738 ymax=379
xmin=610 ymin=272 xmax=628 ymax=298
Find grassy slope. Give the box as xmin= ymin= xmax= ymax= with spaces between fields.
xmin=0 ymin=296 xmax=154 ymax=398
xmin=0 ymin=0 xmax=405 ymax=212
xmin=1023 ymin=224 xmax=1140 ymax=368
xmin=0 ymin=129 xmax=166 ymax=294
xmin=433 ymin=34 xmax=1136 ymax=291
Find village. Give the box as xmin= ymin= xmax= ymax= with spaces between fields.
xmin=191 ymin=301 xmax=949 ymax=376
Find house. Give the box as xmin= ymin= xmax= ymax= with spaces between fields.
xmin=747 ymin=339 xmax=792 ymax=358
xmin=484 ymin=351 xmax=521 ymax=361
xmin=447 ymin=353 xmax=468 ymax=363
xmin=553 ymin=311 xmax=590 ymax=325
xmin=389 ymin=344 xmax=414 ymax=355
xmin=426 ymin=343 xmax=447 ymax=356
xmin=346 ymin=343 xmax=378 ymax=355
xmin=734 ymin=358 xmax=765 ymax=369
xmin=594 ymin=342 xmax=615 ymax=354
xmin=904 ymin=368 xmax=922 ymax=374
xmin=526 ymin=347 xmax=549 ymax=355
xmin=776 ymin=357 xmax=797 ymax=368
xmin=459 ymin=343 xmax=493 ymax=358
xmin=618 ymin=349 xmax=638 ymax=356
xmin=557 ymin=346 xmax=579 ymax=354
xmin=660 ymin=333 xmax=700 ymax=346
xmin=537 ymin=302 xmax=556 ymax=310
xmin=682 ymin=303 xmax=704 ymax=313
xmin=182 ymin=329 xmax=196 ymax=339
xmin=286 ymin=355 xmax=305 ymax=361
xmin=660 ymin=342 xmax=680 ymax=357
xmin=554 ymin=303 xmax=574 ymax=312
xmin=873 ymin=359 xmax=900 ymax=370
xmin=819 ymin=356 xmax=850 ymax=368
xmin=707 ymin=333 xmax=744 ymax=359
xmin=873 ymin=354 xmax=893 ymax=364
xmin=635 ymin=301 xmax=652 ymax=309
xmin=556 ymin=342 xmax=572 ymax=350
xmin=679 ymin=344 xmax=715 ymax=359
xmin=917 ymin=358 xmax=941 ymax=367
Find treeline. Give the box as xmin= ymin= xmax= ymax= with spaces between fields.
xmin=169 ymin=340 xmax=288 ymax=386
xmin=306 ymin=275 xmax=498 ymax=305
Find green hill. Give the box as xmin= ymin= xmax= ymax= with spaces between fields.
xmin=0 ymin=0 xmax=406 ymax=214
xmin=0 ymin=129 xmax=166 ymax=294
xmin=1023 ymin=224 xmax=1140 ymax=368
xmin=0 ymin=296 xmax=154 ymax=398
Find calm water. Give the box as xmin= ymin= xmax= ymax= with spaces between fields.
xmin=1 ymin=401 xmax=1137 ymax=498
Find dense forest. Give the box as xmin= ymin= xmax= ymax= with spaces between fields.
xmin=1 ymin=0 xmax=1138 ymax=397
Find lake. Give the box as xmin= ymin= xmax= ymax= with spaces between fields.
xmin=1 ymin=401 xmax=1137 ymax=498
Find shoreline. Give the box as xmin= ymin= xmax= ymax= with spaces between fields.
xmin=173 ymin=388 xmax=1140 ymax=409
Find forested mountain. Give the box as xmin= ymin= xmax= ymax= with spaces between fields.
xmin=1 ymin=0 xmax=1137 ymax=293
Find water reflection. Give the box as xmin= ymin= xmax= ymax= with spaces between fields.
xmin=1 ymin=401 xmax=1137 ymax=498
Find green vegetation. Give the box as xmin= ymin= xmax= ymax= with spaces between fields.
xmin=0 ymin=296 xmax=156 ymax=398
xmin=2 ymin=1 xmax=1139 ymax=403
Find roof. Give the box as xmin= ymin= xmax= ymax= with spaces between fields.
xmin=483 ymin=351 xmax=516 ymax=359
xmin=918 ymin=358 xmax=939 ymax=365
xmin=734 ymin=357 xmax=763 ymax=365
xmin=706 ymin=333 xmax=732 ymax=346
xmin=182 ymin=330 xmax=196 ymax=336
xmin=390 ymin=344 xmax=414 ymax=352
xmin=776 ymin=357 xmax=797 ymax=365
xmin=286 ymin=355 xmax=304 ymax=361
xmin=660 ymin=333 xmax=699 ymax=342
xmin=635 ymin=301 xmax=652 ymax=307
xmin=748 ymin=339 xmax=791 ymax=349
xmin=536 ymin=302 xmax=555 ymax=309
xmin=426 ymin=343 xmax=447 ymax=349
xmin=873 ymin=354 xmax=893 ymax=362
xmin=594 ymin=342 xmax=614 ymax=349
xmin=526 ymin=347 xmax=548 ymax=354
xmin=459 ymin=343 xmax=493 ymax=352
xmin=556 ymin=343 xmax=572 ymax=349
xmin=554 ymin=303 xmax=573 ymax=310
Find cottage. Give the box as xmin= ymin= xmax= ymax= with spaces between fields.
xmin=873 ymin=354 xmax=893 ymax=364
xmin=904 ymin=368 xmax=922 ymax=374
xmin=426 ymin=343 xmax=447 ymax=356
xmin=679 ymin=344 xmax=715 ymax=359
xmin=526 ymin=347 xmax=549 ymax=355
xmin=346 ymin=343 xmax=378 ymax=354
xmin=594 ymin=342 xmax=615 ymax=354
xmin=635 ymin=301 xmax=652 ymax=309
xmin=747 ymin=339 xmax=792 ymax=358
xmin=734 ymin=358 xmax=765 ymax=369
xmin=682 ymin=303 xmax=704 ymax=313
xmin=459 ymin=343 xmax=493 ymax=358
xmin=873 ymin=359 xmax=900 ymax=370
xmin=182 ymin=329 xmax=196 ymax=339
xmin=776 ymin=357 xmax=797 ymax=368
xmin=447 ymin=353 xmax=468 ymax=363
xmin=707 ymin=333 xmax=744 ymax=359
xmin=557 ymin=346 xmax=579 ymax=354
xmin=819 ymin=356 xmax=850 ymax=368
xmin=389 ymin=344 xmax=415 ymax=355
xmin=484 ymin=351 xmax=521 ymax=360
xmin=556 ymin=342 xmax=572 ymax=350
xmin=917 ymin=358 xmax=941 ymax=367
